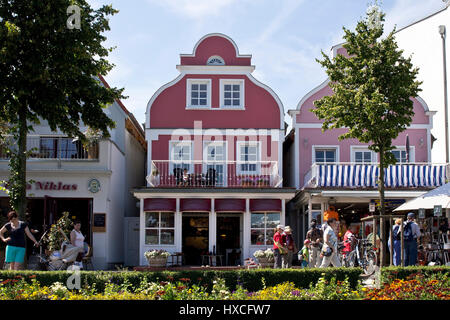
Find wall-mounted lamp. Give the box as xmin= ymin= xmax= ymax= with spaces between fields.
xmin=419 ymin=137 xmax=424 ymax=147
xmin=303 ymin=138 xmax=308 ymax=148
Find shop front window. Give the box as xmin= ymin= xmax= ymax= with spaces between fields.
xmin=145 ymin=211 xmax=175 ymax=245
xmin=250 ymin=212 xmax=280 ymax=245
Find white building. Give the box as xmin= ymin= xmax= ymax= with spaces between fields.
xmin=0 ymin=76 xmax=146 ymax=270
xmin=394 ymin=2 xmax=450 ymax=163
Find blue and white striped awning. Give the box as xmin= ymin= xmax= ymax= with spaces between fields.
xmin=308 ymin=164 xmax=447 ymax=188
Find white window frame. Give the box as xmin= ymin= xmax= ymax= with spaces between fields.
xmin=350 ymin=146 xmax=377 ymax=163
xmin=250 ymin=211 xmax=281 ymax=246
xmin=186 ymin=79 xmax=211 ymax=109
xmin=169 ymin=140 xmax=193 ymax=173
xmin=220 ymin=79 xmax=245 ymax=109
xmin=236 ymin=141 xmax=261 ymax=175
xmin=203 ymin=141 xmax=228 ymax=186
xmin=392 ymin=146 xmax=415 ymax=163
xmin=312 ymin=145 xmax=340 ymax=164
xmin=144 ymin=211 xmax=175 ymax=245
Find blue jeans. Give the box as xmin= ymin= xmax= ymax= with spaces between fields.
xmin=273 ymin=249 xmax=282 ymax=268
xmin=404 ymin=240 xmax=417 ymax=266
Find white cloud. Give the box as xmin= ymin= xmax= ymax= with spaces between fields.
xmin=254 ymin=0 xmax=305 ymax=45
xmin=384 ymin=0 xmax=445 ymax=32
xmin=146 ymin=0 xmax=241 ymax=20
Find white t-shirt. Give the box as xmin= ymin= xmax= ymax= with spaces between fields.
xmin=72 ymin=229 xmax=85 ymax=248
xmin=323 ymin=225 xmax=337 ymax=251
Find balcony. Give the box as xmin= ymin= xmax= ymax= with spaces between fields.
xmin=304 ymin=162 xmax=450 ymax=189
xmin=147 ymin=160 xmax=282 ymax=188
xmin=0 ymin=136 xmax=98 ymax=161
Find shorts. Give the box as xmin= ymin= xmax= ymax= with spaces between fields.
xmin=5 ymin=245 xmax=26 ymax=263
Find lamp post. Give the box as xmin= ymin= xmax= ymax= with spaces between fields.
xmin=439 ymin=25 xmax=449 ymax=163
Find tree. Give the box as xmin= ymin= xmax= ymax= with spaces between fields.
xmin=312 ymin=4 xmax=421 ymax=217
xmin=0 ymin=0 xmax=123 ymax=219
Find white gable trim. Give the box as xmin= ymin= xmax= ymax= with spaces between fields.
xmin=180 ymin=33 xmax=252 ymax=59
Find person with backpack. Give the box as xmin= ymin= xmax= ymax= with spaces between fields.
xmin=388 ymin=218 xmax=403 ymax=266
xmin=403 ymin=212 xmax=421 ymax=266
xmin=306 ymin=219 xmax=323 ymax=267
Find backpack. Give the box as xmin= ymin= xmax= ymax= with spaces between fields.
xmin=403 ymin=221 xmax=414 ymax=241
xmin=393 ymin=225 xmax=401 ymax=241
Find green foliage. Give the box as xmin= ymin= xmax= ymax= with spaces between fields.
xmin=0 ymin=268 xmax=363 ymax=293
xmin=42 ymin=212 xmax=73 ymax=252
xmin=380 ymin=265 xmax=450 ymax=285
xmin=0 ymin=0 xmax=124 ymax=217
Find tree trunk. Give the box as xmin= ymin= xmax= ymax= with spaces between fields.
xmin=378 ymin=149 xmax=386 ymax=267
xmin=16 ymin=107 xmax=28 ymax=220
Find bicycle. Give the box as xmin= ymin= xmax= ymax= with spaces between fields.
xmin=343 ymin=238 xmax=377 ymax=275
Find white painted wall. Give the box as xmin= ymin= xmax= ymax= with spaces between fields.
xmin=395 ymin=7 xmax=450 ymax=163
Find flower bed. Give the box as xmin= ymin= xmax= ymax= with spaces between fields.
xmin=0 ymin=270 xmax=448 ymax=300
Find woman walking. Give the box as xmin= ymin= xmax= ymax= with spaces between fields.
xmin=319 ymin=218 xmax=341 ymax=268
xmin=0 ymin=211 xmax=39 ymax=270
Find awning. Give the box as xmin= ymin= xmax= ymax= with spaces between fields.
xmin=143 ymin=198 xmax=176 ymax=212
xmin=250 ymin=199 xmax=281 ymax=212
xmin=180 ymin=198 xmax=211 ymax=212
xmin=308 ymin=164 xmax=447 ymax=188
xmin=215 ymin=199 xmax=245 ymax=212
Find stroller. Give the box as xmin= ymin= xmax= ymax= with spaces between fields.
xmin=28 ymin=229 xmax=84 ymax=271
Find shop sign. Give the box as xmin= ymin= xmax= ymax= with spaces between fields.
xmin=373 ymin=199 xmax=405 ymax=209
xmin=433 ymin=205 xmax=442 ymax=217
xmin=88 ymin=178 xmax=101 ymax=193
xmin=369 ymin=202 xmax=375 ymax=213
xmin=26 ymin=181 xmax=78 ymax=191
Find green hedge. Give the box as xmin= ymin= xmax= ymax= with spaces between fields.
xmin=380 ymin=266 xmax=450 ymax=285
xmin=0 ymin=267 xmax=363 ymax=292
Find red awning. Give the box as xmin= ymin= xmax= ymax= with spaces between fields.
xmin=215 ymin=199 xmax=246 ymax=212
xmin=180 ymin=199 xmax=211 ymax=212
xmin=250 ymin=199 xmax=281 ymax=212
xmin=143 ymin=198 xmax=176 ymax=212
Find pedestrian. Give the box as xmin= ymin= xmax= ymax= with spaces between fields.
xmin=319 ymin=218 xmax=341 ymax=268
xmin=299 ymin=239 xmax=311 ymax=268
xmin=0 ymin=211 xmax=39 ymax=270
xmin=25 ymin=212 xmax=40 ymax=259
xmin=388 ymin=218 xmax=402 ymax=266
xmin=342 ymin=223 xmax=357 ymax=257
xmin=306 ymin=219 xmax=323 ymax=268
xmin=282 ymin=226 xmax=297 ymax=268
xmin=272 ymin=224 xmax=286 ymax=269
xmin=70 ymin=220 xmax=87 ymax=268
xmin=403 ymin=212 xmax=421 ymax=266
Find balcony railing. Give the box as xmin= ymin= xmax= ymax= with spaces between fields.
xmin=304 ymin=162 xmax=450 ymax=189
xmin=147 ymin=160 xmax=282 ymax=188
xmin=0 ymin=136 xmax=98 ymax=160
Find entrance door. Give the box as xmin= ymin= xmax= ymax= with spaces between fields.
xmin=124 ymin=217 xmax=140 ymax=267
xmin=182 ymin=215 xmax=209 ymax=265
xmin=216 ymin=215 xmax=241 ymax=266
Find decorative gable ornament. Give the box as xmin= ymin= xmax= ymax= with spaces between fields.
xmin=207 ymin=56 xmax=225 ymax=65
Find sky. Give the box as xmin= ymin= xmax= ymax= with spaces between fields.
xmin=89 ymin=0 xmax=447 ymax=128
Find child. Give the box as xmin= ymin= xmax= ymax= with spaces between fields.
xmin=299 ymin=239 xmax=311 ymax=268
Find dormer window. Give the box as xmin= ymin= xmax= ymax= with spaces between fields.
xmin=207 ymin=55 xmax=225 ymax=65
xmin=186 ymin=79 xmax=211 ymax=109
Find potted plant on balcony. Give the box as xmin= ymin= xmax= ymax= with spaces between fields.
xmin=253 ymin=249 xmax=274 ymax=268
xmin=144 ymin=249 xmax=171 ymax=267
xmin=256 ymin=178 xmax=270 ymax=187
xmin=83 ymin=127 xmax=102 ymax=159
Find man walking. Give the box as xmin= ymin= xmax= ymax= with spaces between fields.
xmin=306 ymin=219 xmax=323 ymax=268
xmin=404 ymin=212 xmax=421 ymax=266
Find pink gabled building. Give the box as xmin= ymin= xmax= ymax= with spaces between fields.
xmin=285 ymin=44 xmax=448 ymax=243
xmin=133 ymin=33 xmax=295 ymax=266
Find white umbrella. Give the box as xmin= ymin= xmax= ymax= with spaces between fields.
xmin=394 ymin=182 xmax=450 ymax=211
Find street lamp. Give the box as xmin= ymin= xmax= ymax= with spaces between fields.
xmin=439 ymin=25 xmax=449 ymax=163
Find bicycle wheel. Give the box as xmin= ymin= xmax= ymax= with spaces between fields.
xmin=363 ymin=250 xmax=377 ymax=275
xmin=346 ymin=251 xmax=357 ymax=267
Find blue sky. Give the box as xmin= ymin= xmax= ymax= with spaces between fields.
xmin=89 ymin=0 xmax=446 ymax=127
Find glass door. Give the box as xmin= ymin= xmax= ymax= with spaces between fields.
xmin=205 ymin=142 xmax=226 ymax=186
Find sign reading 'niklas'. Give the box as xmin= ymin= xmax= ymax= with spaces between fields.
xmin=26 ymin=181 xmax=78 ymax=191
